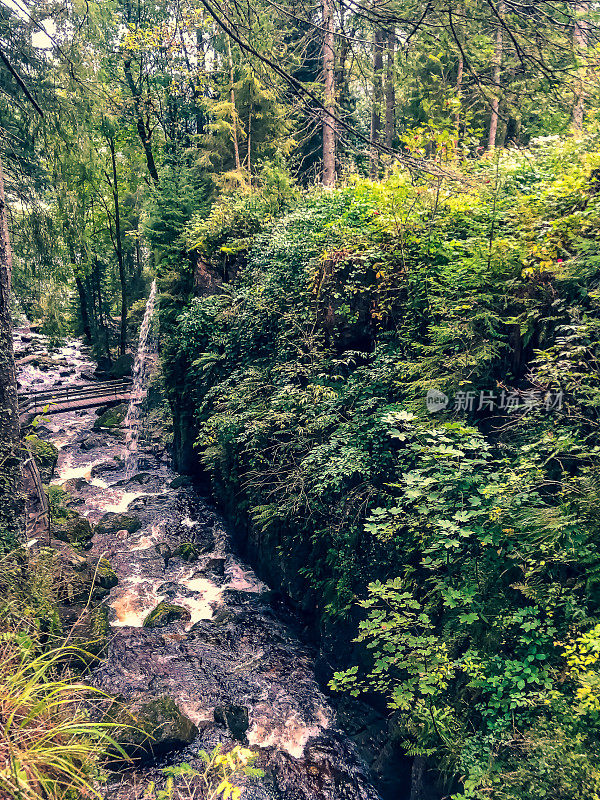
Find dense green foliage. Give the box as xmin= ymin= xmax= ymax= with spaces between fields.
xmin=165 ymin=135 xmax=600 ymax=797
xmin=5 ymin=0 xmax=600 ymax=796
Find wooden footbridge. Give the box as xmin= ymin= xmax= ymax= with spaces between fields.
xmin=18 ymin=379 xmax=133 ymax=420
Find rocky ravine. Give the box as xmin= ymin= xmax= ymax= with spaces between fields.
xmin=16 ymin=327 xmax=383 ymax=800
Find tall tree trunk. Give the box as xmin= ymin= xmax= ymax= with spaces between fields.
xmin=410 ymin=755 xmax=425 ymax=800
xmin=370 ymin=27 xmax=385 ymax=179
xmin=86 ymin=273 xmax=97 ymax=329
xmin=487 ymin=1 xmax=504 ymax=151
xmin=0 ymin=155 xmax=23 ymax=539
xmin=247 ymin=90 xmax=253 ymax=183
xmin=227 ymin=35 xmax=241 ymax=170
xmin=74 ymin=273 xmax=92 ymax=343
xmin=108 ymin=139 xmax=127 ymax=358
xmin=385 ymin=28 xmax=396 ymax=150
xmin=322 ymin=0 xmax=336 ymax=187
xmin=573 ymin=0 xmax=588 ymax=129
xmin=196 ymin=27 xmax=205 ymax=140
xmin=454 ymin=5 xmax=464 ymax=137
xmin=123 ymin=58 xmax=160 ymax=185
xmin=95 ymin=259 xmax=112 ymax=365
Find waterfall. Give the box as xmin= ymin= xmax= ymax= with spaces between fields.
xmin=123 ymin=280 xmax=157 ymax=476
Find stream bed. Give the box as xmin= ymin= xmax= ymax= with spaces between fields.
xmin=16 ymin=327 xmax=383 ymax=800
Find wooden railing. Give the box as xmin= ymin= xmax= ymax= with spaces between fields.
xmin=18 ymin=379 xmax=133 ymax=415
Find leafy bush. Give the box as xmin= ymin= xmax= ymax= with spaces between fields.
xmin=165 ymin=136 xmax=600 ymax=797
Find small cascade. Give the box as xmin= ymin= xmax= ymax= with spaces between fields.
xmin=123 ymin=280 xmax=157 ymax=476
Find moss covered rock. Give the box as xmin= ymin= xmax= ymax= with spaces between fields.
xmin=26 ymin=434 xmax=59 ymax=483
xmin=52 ymin=511 xmax=94 ymax=545
xmin=111 ymin=695 xmax=198 ymax=759
xmin=93 ymin=557 xmax=118 ymax=590
xmin=93 ymin=403 xmax=128 ymax=430
xmin=173 ymin=542 xmax=201 ymax=562
xmin=143 ymin=601 xmax=190 ymax=628
xmin=96 ymin=512 xmax=141 ymax=536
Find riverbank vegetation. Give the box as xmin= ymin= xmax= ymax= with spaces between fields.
xmin=166 ymin=136 xmax=600 ymax=798
xmin=2 ymin=0 xmax=600 ymax=797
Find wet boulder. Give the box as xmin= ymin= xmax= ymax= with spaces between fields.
xmin=202 ymin=556 xmax=226 ymax=577
xmin=93 ymin=403 xmax=128 ymax=430
xmin=129 ymin=472 xmax=152 ymax=485
xmin=155 ymin=582 xmax=180 ymax=600
xmin=143 ymin=601 xmax=190 ymax=628
xmin=96 ymin=512 xmax=141 ymax=536
xmin=26 ymin=434 xmax=59 ymax=483
xmin=111 ymin=696 xmax=198 ymax=760
xmin=90 ymin=461 xmax=122 ymax=478
xmin=214 ymin=704 xmax=249 ymax=742
xmin=80 ymin=435 xmax=100 ymax=451
xmin=169 ymin=476 xmax=192 ymax=489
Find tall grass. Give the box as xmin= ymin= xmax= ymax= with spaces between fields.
xmin=0 ymin=640 xmax=124 ymax=800
xmin=0 ymin=544 xmax=126 ymax=800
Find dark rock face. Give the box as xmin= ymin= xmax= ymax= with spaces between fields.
xmin=96 ymin=512 xmax=142 ymax=536
xmin=109 ymin=353 xmax=134 ymax=379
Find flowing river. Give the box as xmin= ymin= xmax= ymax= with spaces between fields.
xmin=15 ymin=324 xmax=383 ymax=800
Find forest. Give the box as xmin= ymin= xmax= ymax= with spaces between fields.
xmin=1 ymin=0 xmax=600 ymax=799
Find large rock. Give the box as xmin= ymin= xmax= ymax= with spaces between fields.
xmin=57 ymin=603 xmax=110 ymax=661
xmin=43 ymin=543 xmax=105 ymax=605
xmin=169 ymin=476 xmax=193 ymax=489
xmin=90 ymin=461 xmax=122 ymax=478
xmin=93 ymin=403 xmax=128 ymax=431
xmin=96 ymin=512 xmax=141 ymax=536
xmin=61 ymin=477 xmax=88 ymax=494
xmin=111 ymin=696 xmax=198 ymax=759
xmin=52 ymin=511 xmax=94 ymax=545
xmin=143 ymin=601 xmax=190 ymax=628
xmin=92 ymin=557 xmax=118 ymax=590
xmin=26 ymin=434 xmax=59 ymax=483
